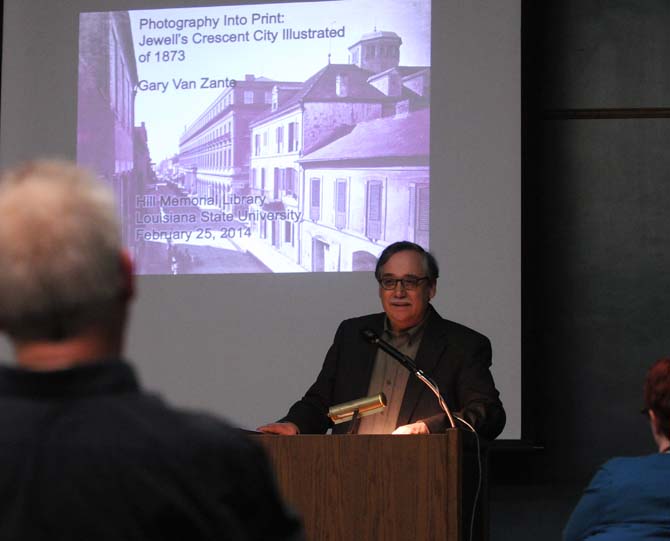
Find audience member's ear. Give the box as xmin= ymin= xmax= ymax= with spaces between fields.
xmin=649 ymin=410 xmax=663 ymax=438
xmin=119 ymin=249 xmax=135 ymax=301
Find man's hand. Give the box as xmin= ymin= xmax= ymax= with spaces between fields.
xmin=256 ymin=422 xmax=300 ymax=435
xmin=392 ymin=421 xmax=429 ymax=435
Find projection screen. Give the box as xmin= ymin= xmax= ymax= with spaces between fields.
xmin=1 ymin=0 xmax=521 ymax=439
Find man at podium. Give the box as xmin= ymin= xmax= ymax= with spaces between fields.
xmin=259 ymin=241 xmax=505 ymax=440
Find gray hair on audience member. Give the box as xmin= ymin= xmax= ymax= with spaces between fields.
xmin=0 ymin=160 xmax=124 ymax=340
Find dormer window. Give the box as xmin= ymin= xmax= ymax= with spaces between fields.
xmin=272 ymin=86 xmax=279 ymax=111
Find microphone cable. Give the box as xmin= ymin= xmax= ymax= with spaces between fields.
xmin=454 ymin=414 xmax=481 ymax=541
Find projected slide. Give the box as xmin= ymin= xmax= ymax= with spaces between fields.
xmin=77 ymin=0 xmax=431 ymax=275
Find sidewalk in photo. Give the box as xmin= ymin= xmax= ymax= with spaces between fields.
xmin=233 ymin=236 xmax=307 ymax=273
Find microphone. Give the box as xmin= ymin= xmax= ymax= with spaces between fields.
xmin=360 ymin=328 xmax=417 ymax=372
xmin=360 ymin=328 xmax=456 ymax=429
xmin=328 ymin=392 xmax=387 ymax=424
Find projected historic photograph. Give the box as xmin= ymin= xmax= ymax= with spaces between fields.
xmin=77 ymin=0 xmax=431 ymax=275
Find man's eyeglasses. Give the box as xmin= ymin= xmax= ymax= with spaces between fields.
xmin=378 ymin=277 xmax=429 ymax=290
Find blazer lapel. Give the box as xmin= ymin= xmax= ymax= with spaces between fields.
xmin=351 ymin=314 xmax=385 ymax=400
xmin=333 ymin=315 xmax=384 ymax=434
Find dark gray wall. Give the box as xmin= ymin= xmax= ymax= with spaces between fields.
xmin=491 ymin=1 xmax=670 ymax=539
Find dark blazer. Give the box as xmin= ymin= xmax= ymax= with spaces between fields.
xmin=282 ymin=305 xmax=506 ymax=440
xmin=563 ymin=454 xmax=670 ymax=541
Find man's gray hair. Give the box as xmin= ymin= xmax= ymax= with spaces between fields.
xmin=0 ymin=160 xmax=124 ymax=340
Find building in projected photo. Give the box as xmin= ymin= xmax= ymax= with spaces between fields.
xmin=176 ymin=75 xmax=300 ymax=213
xmin=299 ymin=108 xmax=429 ymax=272
xmin=247 ymin=30 xmax=430 ymax=271
xmin=77 ymin=11 xmax=149 ymax=250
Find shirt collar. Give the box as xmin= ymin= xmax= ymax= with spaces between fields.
xmin=383 ymin=307 xmax=432 ymax=345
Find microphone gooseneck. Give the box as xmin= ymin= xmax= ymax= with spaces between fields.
xmin=360 ymin=327 xmax=456 ymax=429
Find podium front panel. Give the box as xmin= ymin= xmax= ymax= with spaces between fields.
xmin=257 ymin=433 xmax=462 ymax=541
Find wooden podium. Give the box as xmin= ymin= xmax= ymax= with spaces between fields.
xmin=257 ymin=430 xmax=479 ymax=541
